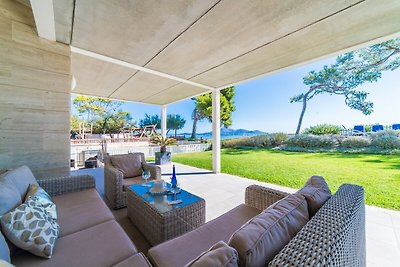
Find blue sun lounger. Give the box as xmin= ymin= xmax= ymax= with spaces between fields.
xmin=372 ymin=124 xmax=384 ymax=132
xmin=392 ymin=124 xmax=400 ymax=130
xmin=353 ymin=125 xmax=366 ymax=136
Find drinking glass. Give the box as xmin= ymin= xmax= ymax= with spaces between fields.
xmin=142 ymin=170 xmax=151 ymax=185
xmin=170 ymin=183 xmax=180 ymax=200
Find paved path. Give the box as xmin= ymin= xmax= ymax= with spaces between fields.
xmin=73 ymin=163 xmax=400 ymax=267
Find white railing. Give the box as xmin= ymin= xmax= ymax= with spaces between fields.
xmin=71 ymin=143 xmax=211 ymax=167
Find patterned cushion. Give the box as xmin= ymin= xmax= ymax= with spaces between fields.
xmin=0 ymin=198 xmax=60 ymax=259
xmin=25 ymin=184 xmax=57 ymax=220
xmin=185 ymin=241 xmax=239 ymax=267
xmin=0 ymin=231 xmax=10 ymax=262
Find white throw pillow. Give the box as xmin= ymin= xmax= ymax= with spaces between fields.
xmin=0 ymin=197 xmax=60 ymax=259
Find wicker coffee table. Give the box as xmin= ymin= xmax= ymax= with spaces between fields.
xmin=127 ymin=181 xmax=206 ymax=245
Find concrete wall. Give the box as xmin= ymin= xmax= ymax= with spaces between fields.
xmin=0 ymin=1 xmax=71 ymax=178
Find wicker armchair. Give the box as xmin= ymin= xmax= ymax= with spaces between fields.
xmin=104 ymin=153 xmax=161 ymax=209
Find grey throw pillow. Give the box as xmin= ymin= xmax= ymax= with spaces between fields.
xmin=0 ymin=197 xmax=60 ymax=259
xmin=229 ymin=193 xmax=309 ymax=267
xmin=298 ymin=175 xmax=332 ymax=217
xmin=0 ymin=181 xmax=22 ymax=216
xmin=185 ymin=241 xmax=239 ymax=267
xmin=0 ymin=166 xmax=38 ymax=199
xmin=0 ymin=231 xmax=10 ymax=263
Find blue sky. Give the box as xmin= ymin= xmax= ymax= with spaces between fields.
xmin=73 ymin=56 xmax=400 ymax=134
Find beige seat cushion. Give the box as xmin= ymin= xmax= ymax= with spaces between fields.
xmin=122 ymin=176 xmax=145 ymax=191
xmin=298 ymin=175 xmax=332 ymax=217
xmin=12 ymin=220 xmax=137 ymax=267
xmin=113 ymin=253 xmax=152 ymax=267
xmin=185 ymin=241 xmax=238 ymax=267
xmin=228 ymin=193 xmax=309 ymax=267
xmin=148 ymin=204 xmax=260 ymax=267
xmin=52 ymin=189 xmax=114 ymax=237
xmin=110 ymin=154 xmax=143 ymax=178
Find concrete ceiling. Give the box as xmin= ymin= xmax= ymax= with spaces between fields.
xmin=52 ymin=0 xmax=400 ymax=105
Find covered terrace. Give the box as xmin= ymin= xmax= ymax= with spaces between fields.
xmin=1 ymin=0 xmax=400 ymax=266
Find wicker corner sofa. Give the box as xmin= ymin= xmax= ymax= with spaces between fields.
xmin=104 ymin=153 xmax=161 ymax=209
xmin=1 ymin=165 xmax=151 ymax=267
xmin=148 ymin=183 xmax=365 ymax=267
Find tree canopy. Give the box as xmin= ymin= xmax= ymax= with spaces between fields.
xmin=139 ymin=114 xmax=161 ymax=129
xmin=191 ymin=87 xmax=235 ymax=138
xmin=167 ymin=114 xmax=186 ymax=137
xmin=72 ymin=96 xmax=134 ymax=135
xmin=139 ymin=113 xmax=186 ymax=136
xmin=291 ymin=38 xmax=400 ymax=134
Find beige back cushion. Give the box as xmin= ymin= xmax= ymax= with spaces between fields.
xmin=298 ymin=175 xmax=332 ymax=217
xmin=228 ymin=193 xmax=309 ymax=267
xmin=110 ymin=154 xmax=144 ymax=178
xmin=185 ymin=241 xmax=238 ymax=267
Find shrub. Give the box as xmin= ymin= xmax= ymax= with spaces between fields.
xmin=221 ymin=138 xmax=250 ymax=148
xmin=286 ymin=134 xmax=339 ymax=148
xmin=248 ymin=135 xmax=271 ymax=147
xmin=303 ymin=124 xmax=342 ymax=135
xmin=341 ymin=136 xmax=371 ymax=148
xmin=371 ymin=130 xmax=400 ymax=149
xmin=270 ymin=132 xmax=288 ymax=146
xmin=221 ymin=135 xmax=275 ymax=148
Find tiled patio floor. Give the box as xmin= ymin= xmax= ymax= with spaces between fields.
xmin=72 ymin=163 xmax=400 ymax=267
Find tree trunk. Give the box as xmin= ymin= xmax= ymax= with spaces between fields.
xmin=175 ymin=129 xmax=177 ymax=137
xmin=295 ymin=95 xmax=308 ymax=134
xmin=191 ymin=108 xmax=198 ymax=139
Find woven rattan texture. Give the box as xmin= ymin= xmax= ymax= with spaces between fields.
xmin=268 ymin=184 xmax=365 ymax=267
xmin=37 ymin=175 xmax=96 ymax=197
xmin=245 ymin=185 xmax=290 ymax=211
xmin=104 ymin=154 xmax=161 ymax=209
xmin=127 ymin=187 xmax=205 ymax=246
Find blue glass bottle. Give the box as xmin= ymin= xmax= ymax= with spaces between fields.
xmin=171 ymin=165 xmax=177 ymax=188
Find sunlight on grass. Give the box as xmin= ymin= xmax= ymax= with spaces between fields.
xmin=173 ymin=148 xmax=400 ymax=210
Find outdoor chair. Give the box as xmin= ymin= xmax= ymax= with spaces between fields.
xmin=352 ymin=125 xmax=366 ymax=136
xmin=104 ymin=153 xmax=161 ymax=209
xmin=392 ymin=124 xmax=400 ymax=130
xmin=372 ymin=124 xmax=384 ymax=132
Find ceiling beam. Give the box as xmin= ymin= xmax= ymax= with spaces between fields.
xmin=30 ymin=0 xmax=56 ymax=41
xmin=71 ymin=46 xmax=215 ymax=91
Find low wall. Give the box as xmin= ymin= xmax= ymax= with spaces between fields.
xmin=71 ymin=142 xmax=211 ymax=167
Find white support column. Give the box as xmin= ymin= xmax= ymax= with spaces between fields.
xmin=161 ymin=105 xmax=167 ymax=138
xmin=212 ymin=90 xmax=221 ymax=173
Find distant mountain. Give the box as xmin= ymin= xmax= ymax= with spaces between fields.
xmin=182 ymin=128 xmax=266 ymax=140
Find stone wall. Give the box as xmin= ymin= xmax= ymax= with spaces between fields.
xmin=0 ymin=1 xmax=71 ymax=178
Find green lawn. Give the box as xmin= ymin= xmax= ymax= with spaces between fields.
xmin=172 ymin=148 xmax=400 ymax=210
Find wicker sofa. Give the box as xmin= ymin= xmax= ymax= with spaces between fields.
xmin=148 ymin=182 xmax=365 ymax=267
xmin=104 ymin=153 xmax=161 ymax=209
xmin=0 ymin=166 xmax=151 ymax=267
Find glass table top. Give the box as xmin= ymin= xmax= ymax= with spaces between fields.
xmin=129 ymin=181 xmax=203 ymax=214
